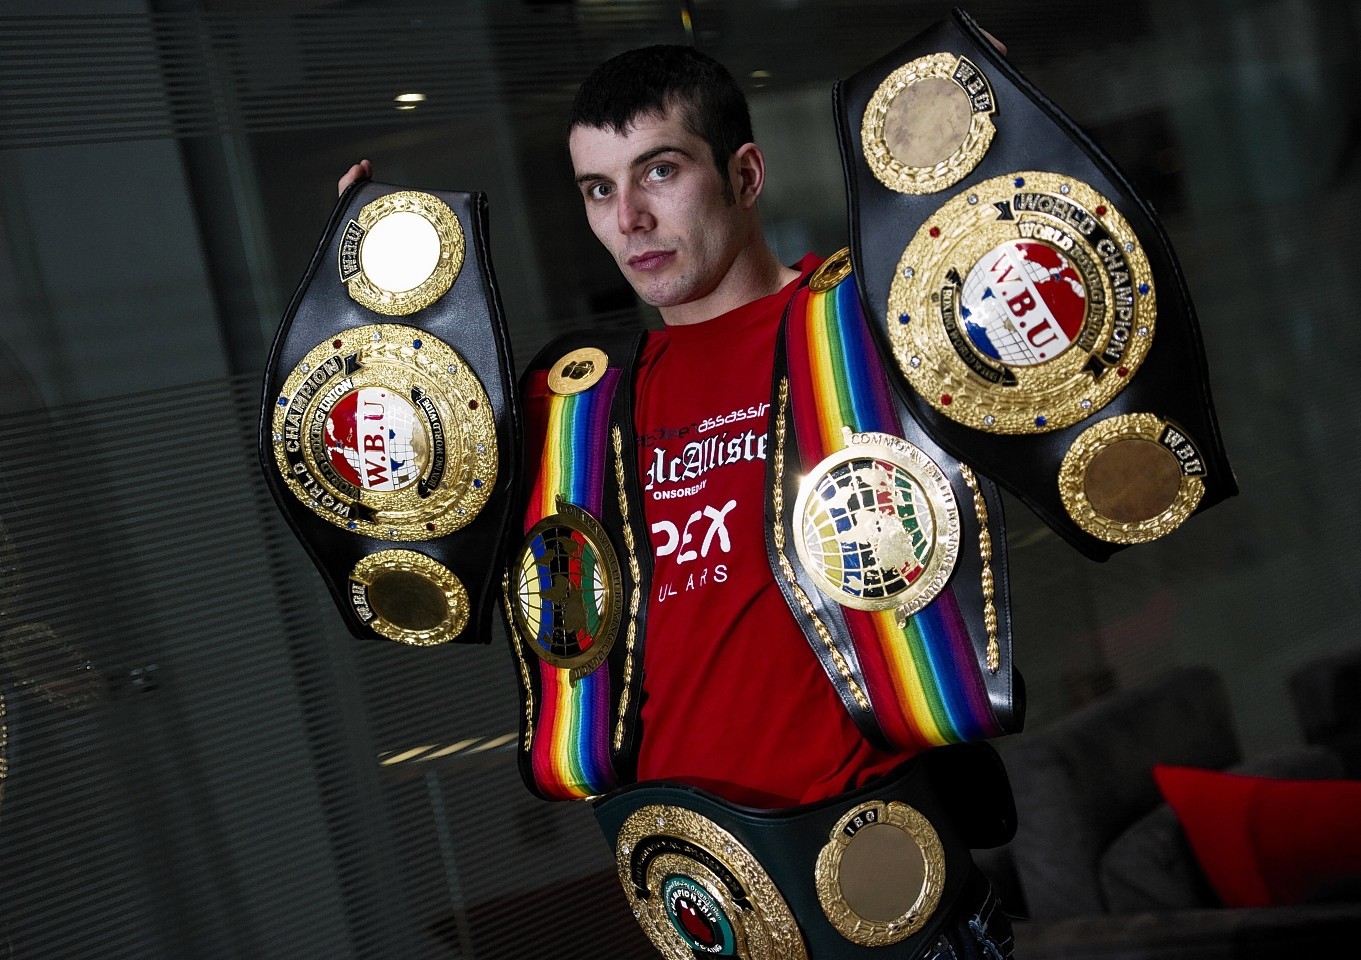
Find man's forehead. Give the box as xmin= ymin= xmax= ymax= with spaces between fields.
xmin=568 ymin=106 xmax=700 ymax=170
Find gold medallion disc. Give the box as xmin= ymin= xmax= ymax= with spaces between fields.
xmin=271 ymin=324 xmax=497 ymax=539
xmin=793 ymin=431 xmax=960 ymax=616
xmin=339 ymin=191 xmax=464 ymax=316
xmin=511 ymin=499 xmax=623 ymax=682
xmin=862 ymin=54 xmax=997 ymax=195
xmin=349 ymin=550 xmax=469 ymax=645
xmin=616 ymin=804 xmax=808 ymax=960
xmin=547 ymin=347 xmax=609 ymax=395
xmin=809 ymin=247 xmax=854 ymax=293
xmin=815 ymin=801 xmax=946 ymax=946
xmin=1058 ymin=413 xmax=1206 ymax=544
xmin=888 ymin=172 xmax=1156 ymax=433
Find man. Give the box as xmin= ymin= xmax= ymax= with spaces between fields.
xmin=339 ymin=41 xmax=1014 ymax=960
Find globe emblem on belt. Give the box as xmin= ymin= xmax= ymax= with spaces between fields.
xmin=888 ymin=171 xmax=1156 ymax=434
xmin=324 ymin=387 xmax=429 ymax=492
xmin=794 ymin=433 xmax=960 ymax=616
xmin=270 ymin=323 xmax=498 ymax=539
xmin=961 ymin=239 xmax=1086 ymax=367
xmin=511 ymin=499 xmax=622 ymax=680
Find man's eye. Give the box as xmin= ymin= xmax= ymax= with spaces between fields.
xmin=647 ymin=163 xmax=675 ymax=182
xmin=586 ymin=182 xmax=612 ymax=200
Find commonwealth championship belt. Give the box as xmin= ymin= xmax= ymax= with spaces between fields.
xmin=259 ymin=181 xmax=520 ymax=645
xmin=835 ymin=10 xmax=1236 ymax=559
xmin=594 ymin=744 xmax=1014 ymax=960
xmin=766 ymin=256 xmax=1021 ymax=755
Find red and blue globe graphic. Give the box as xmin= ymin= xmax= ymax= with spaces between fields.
xmin=324 ymin=387 xmax=428 ymax=492
xmin=960 ymin=239 xmax=1087 ymax=367
xmin=516 ymin=525 xmax=606 ymax=660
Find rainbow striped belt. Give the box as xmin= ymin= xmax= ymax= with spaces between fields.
xmin=511 ymin=356 xmax=631 ymax=800
xmin=776 ymin=253 xmax=1011 ymax=752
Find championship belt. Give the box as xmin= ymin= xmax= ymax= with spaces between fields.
xmin=766 ymin=256 xmax=1021 ymax=754
xmin=594 ymin=744 xmax=1013 ymax=960
xmin=259 ymin=181 xmax=520 ymax=645
xmin=503 ymin=331 xmax=653 ymax=800
xmin=835 ymin=10 xmax=1236 ymax=560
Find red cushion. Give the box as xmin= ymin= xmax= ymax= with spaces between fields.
xmin=1153 ymin=764 xmax=1361 ymax=908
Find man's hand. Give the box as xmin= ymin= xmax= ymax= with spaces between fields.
xmin=337 ymin=159 xmax=373 ymax=197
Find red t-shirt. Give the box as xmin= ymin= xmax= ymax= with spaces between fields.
xmin=632 ymin=255 xmax=905 ymax=807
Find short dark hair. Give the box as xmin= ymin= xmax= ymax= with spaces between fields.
xmin=568 ymin=45 xmax=754 ymax=178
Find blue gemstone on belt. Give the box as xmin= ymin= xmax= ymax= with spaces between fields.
xmin=1035 ymin=415 xmax=1047 ymax=427
xmin=1014 ymin=177 xmax=1025 ymax=187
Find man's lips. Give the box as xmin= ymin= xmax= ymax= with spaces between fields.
xmin=626 ymin=250 xmax=674 ymax=271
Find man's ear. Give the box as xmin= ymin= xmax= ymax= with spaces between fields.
xmin=730 ymin=142 xmax=766 ymax=208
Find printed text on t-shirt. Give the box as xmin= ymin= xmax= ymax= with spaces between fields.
xmin=643 ymin=429 xmax=768 ymax=493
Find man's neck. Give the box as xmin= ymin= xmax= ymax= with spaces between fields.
xmin=658 ymin=242 xmax=800 ymax=327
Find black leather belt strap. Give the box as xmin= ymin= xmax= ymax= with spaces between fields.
xmin=259 ymin=181 xmax=520 ymax=644
xmin=835 ymin=9 xmax=1236 ymax=560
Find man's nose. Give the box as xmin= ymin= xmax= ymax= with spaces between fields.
xmin=615 ymin=186 xmax=654 ymax=234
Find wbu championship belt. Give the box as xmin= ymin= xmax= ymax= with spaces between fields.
xmin=259 ymin=182 xmax=520 ymax=645
xmin=834 ymin=10 xmax=1236 ymax=559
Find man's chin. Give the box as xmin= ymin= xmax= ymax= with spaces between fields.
xmin=631 ymin=283 xmax=688 ymax=309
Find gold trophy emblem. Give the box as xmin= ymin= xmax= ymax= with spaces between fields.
xmin=615 ymin=805 xmax=809 ymax=960
xmin=271 ymin=324 xmax=497 ymax=540
xmin=888 ymin=171 xmax=1156 ymax=433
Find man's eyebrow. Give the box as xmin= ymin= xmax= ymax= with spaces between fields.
xmin=632 ymin=145 xmax=696 ymax=167
xmin=574 ymin=144 xmax=697 ymax=186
